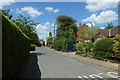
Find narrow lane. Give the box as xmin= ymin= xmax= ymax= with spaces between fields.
xmin=35 ymin=47 xmax=118 ymax=79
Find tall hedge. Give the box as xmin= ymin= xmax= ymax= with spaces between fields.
xmin=93 ymin=38 xmax=113 ymax=60
xmin=2 ymin=13 xmax=31 ymax=78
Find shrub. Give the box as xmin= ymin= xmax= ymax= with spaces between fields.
xmin=2 ymin=13 xmax=31 ymax=78
xmin=54 ymin=39 xmax=64 ymax=51
xmin=93 ymin=38 xmax=113 ymax=60
xmin=30 ymin=44 xmax=36 ymax=51
xmin=75 ymin=42 xmax=85 ymax=54
xmin=113 ymin=34 xmax=120 ymax=58
xmin=54 ymin=38 xmax=74 ymax=52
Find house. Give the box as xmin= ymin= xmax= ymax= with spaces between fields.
xmin=39 ymin=39 xmax=44 ymax=45
xmin=98 ymin=26 xmax=120 ymax=38
xmin=76 ymin=23 xmax=88 ymax=42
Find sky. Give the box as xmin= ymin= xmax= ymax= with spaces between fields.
xmin=1 ymin=0 xmax=119 ymax=40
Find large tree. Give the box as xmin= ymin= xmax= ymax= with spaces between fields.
xmin=55 ymin=15 xmax=77 ymax=40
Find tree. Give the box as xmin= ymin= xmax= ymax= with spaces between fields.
xmin=15 ymin=14 xmax=40 ymax=46
xmin=68 ymin=28 xmax=75 ymax=40
xmin=2 ymin=9 xmax=12 ymax=20
xmin=55 ymin=15 xmax=77 ymax=40
xmin=81 ymin=25 xmax=99 ymax=42
xmin=105 ymin=22 xmax=113 ymax=29
xmin=15 ymin=14 xmax=37 ymax=35
xmin=46 ymin=32 xmax=53 ymax=46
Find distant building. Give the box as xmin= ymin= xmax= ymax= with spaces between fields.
xmin=39 ymin=39 xmax=44 ymax=45
xmin=98 ymin=26 xmax=120 ymax=38
xmin=76 ymin=23 xmax=88 ymax=42
xmin=76 ymin=24 xmax=120 ymax=43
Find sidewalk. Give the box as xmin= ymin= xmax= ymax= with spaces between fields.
xmin=46 ymin=47 xmax=118 ymax=72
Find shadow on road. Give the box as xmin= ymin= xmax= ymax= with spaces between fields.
xmin=15 ymin=52 xmax=42 ymax=79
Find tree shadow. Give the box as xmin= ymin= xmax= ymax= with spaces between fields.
xmin=15 ymin=52 xmax=42 ymax=79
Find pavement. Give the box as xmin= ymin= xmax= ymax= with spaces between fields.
xmin=17 ymin=47 xmax=119 ymax=79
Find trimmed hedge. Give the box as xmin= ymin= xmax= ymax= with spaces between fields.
xmin=54 ymin=38 xmax=74 ymax=52
xmin=93 ymin=38 xmax=113 ymax=60
xmin=2 ymin=13 xmax=31 ymax=78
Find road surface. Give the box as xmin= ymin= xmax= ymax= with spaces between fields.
xmin=19 ymin=47 xmax=119 ymax=79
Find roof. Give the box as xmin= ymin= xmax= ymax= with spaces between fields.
xmin=98 ymin=26 xmax=120 ymax=37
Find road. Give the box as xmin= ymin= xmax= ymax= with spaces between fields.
xmin=19 ymin=47 xmax=119 ymax=79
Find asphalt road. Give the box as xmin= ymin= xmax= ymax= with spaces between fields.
xmin=19 ymin=47 xmax=119 ymax=79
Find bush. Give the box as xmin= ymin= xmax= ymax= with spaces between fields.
xmin=113 ymin=34 xmax=120 ymax=58
xmin=75 ymin=42 xmax=86 ymax=54
xmin=54 ymin=38 xmax=74 ymax=52
xmin=2 ymin=13 xmax=31 ymax=78
xmin=54 ymin=39 xmax=64 ymax=51
xmin=30 ymin=44 xmax=36 ymax=51
xmin=93 ymin=38 xmax=113 ymax=60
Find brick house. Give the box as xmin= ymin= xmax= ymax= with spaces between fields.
xmin=76 ymin=23 xmax=88 ymax=42
xmin=76 ymin=24 xmax=120 ymax=42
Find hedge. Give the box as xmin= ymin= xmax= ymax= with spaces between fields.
xmin=113 ymin=34 xmax=120 ymax=58
xmin=2 ymin=13 xmax=31 ymax=78
xmin=93 ymin=38 xmax=113 ymax=60
xmin=54 ymin=38 xmax=74 ymax=52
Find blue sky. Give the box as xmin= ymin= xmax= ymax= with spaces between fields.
xmin=1 ymin=1 xmax=119 ymax=40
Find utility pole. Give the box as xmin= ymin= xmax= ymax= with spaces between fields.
xmin=54 ymin=22 xmax=56 ymax=42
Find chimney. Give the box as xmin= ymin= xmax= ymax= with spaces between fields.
xmin=109 ymin=29 xmax=111 ymax=37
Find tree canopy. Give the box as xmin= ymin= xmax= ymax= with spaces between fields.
xmin=55 ymin=15 xmax=77 ymax=40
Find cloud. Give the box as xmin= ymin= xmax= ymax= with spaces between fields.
xmin=85 ymin=0 xmax=119 ymax=12
xmin=82 ymin=10 xmax=118 ymax=23
xmin=36 ymin=22 xmax=54 ymax=40
xmin=86 ymin=23 xmax=95 ymax=27
xmin=17 ymin=6 xmax=43 ymax=18
xmin=45 ymin=7 xmax=59 ymax=13
xmin=0 ymin=0 xmax=15 ymax=8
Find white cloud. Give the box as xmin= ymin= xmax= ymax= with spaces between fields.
xmin=100 ymin=27 xmax=105 ymax=29
xmin=45 ymin=7 xmax=59 ymax=13
xmin=85 ymin=0 xmax=119 ymax=12
xmin=17 ymin=6 xmax=43 ymax=18
xmin=82 ymin=10 xmax=118 ymax=23
xmin=0 ymin=0 xmax=15 ymax=8
xmin=36 ymin=22 xmax=54 ymax=40
xmin=86 ymin=23 xmax=95 ymax=27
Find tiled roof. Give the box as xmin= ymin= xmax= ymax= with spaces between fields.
xmin=98 ymin=26 xmax=120 ymax=37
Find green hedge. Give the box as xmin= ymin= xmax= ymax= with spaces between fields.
xmin=113 ymin=34 xmax=120 ymax=58
xmin=2 ymin=13 xmax=31 ymax=78
xmin=75 ymin=42 xmax=93 ymax=56
xmin=93 ymin=38 xmax=113 ymax=60
xmin=54 ymin=38 xmax=74 ymax=52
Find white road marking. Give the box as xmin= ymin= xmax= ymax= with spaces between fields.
xmin=106 ymin=72 xmax=118 ymax=78
xmin=89 ymin=74 xmax=103 ymax=78
xmin=78 ymin=76 xmax=82 ymax=78
xmin=78 ymin=72 xmax=118 ymax=79
xmin=83 ymin=75 xmax=89 ymax=78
